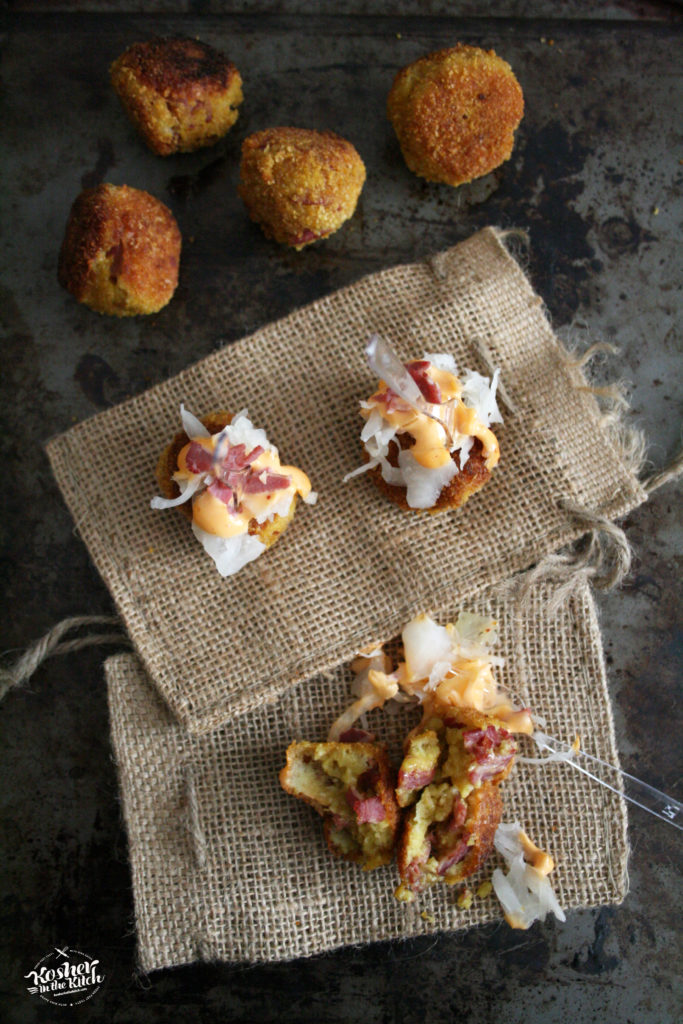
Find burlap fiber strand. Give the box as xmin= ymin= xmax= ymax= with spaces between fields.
xmin=49 ymin=227 xmax=646 ymax=734
xmin=106 ymin=577 xmax=628 ymax=970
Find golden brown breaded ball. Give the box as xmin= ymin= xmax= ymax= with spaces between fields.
xmin=387 ymin=44 xmax=524 ymax=187
xmin=58 ymin=183 xmax=181 ymax=316
xmin=155 ymin=411 xmax=298 ymax=550
xmin=110 ymin=36 xmax=243 ymax=155
xmin=238 ymin=127 xmax=366 ymax=249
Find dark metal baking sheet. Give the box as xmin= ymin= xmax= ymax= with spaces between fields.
xmin=1 ymin=8 xmax=681 ymax=1023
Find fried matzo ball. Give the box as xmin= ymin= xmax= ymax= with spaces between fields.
xmin=238 ymin=127 xmax=366 ymax=249
xmin=110 ymin=36 xmax=243 ymax=155
xmin=394 ymin=704 xmax=515 ymax=898
xmin=387 ymin=44 xmax=524 ymax=187
xmin=58 ymin=184 xmax=181 ymax=316
xmin=280 ymin=739 xmax=400 ymax=870
xmin=155 ymin=411 xmax=299 ymax=552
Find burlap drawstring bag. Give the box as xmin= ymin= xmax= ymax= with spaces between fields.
xmin=47 ymin=227 xmax=646 ymax=735
xmin=106 ymin=577 xmax=628 ymax=970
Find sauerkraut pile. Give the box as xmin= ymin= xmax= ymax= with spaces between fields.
xmin=345 ymin=349 xmax=502 ymax=510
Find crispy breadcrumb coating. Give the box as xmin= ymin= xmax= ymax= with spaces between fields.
xmin=238 ymin=127 xmax=366 ymax=249
xmin=58 ymin=184 xmax=181 ymax=316
xmin=110 ymin=36 xmax=243 ymax=155
xmin=387 ymin=44 xmax=524 ymax=187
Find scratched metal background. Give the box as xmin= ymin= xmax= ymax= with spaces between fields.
xmin=0 ymin=3 xmax=681 ymax=1023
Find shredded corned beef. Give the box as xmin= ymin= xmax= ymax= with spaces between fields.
xmin=437 ymin=839 xmax=469 ymax=875
xmin=345 ymin=787 xmax=386 ymax=824
xmin=469 ymin=752 xmax=515 ymax=785
xmin=406 ymin=848 xmax=430 ymax=888
xmin=243 ymin=469 xmax=291 ymax=493
xmin=462 ymin=725 xmax=510 ymax=760
xmin=398 ymin=766 xmax=436 ymax=792
xmin=188 ymin=437 xmax=290 ymax=511
xmin=449 ymin=796 xmax=468 ymax=829
xmin=461 ymin=725 xmax=515 ymax=784
xmin=207 ymin=478 xmax=236 ymax=506
xmin=406 ymin=359 xmax=442 ymax=404
xmin=185 ymin=441 xmax=213 ymax=474
xmin=338 ymin=728 xmax=377 ymax=743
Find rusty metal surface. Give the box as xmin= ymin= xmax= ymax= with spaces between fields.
xmin=6 ymin=1 xmax=683 ymax=20
xmin=0 ymin=8 xmax=681 ymax=1023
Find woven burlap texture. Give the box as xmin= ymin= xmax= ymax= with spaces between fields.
xmin=48 ymin=227 xmax=646 ymax=734
xmin=106 ymin=577 xmax=628 ymax=970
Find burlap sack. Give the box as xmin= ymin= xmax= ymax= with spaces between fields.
xmin=50 ymin=228 xmax=646 ymax=734
xmin=106 ymin=577 xmax=627 ymax=970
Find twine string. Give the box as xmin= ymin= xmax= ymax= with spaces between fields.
xmin=0 ymin=615 xmax=128 ymax=702
xmin=183 ymin=763 xmax=208 ymax=870
xmin=642 ymin=447 xmax=683 ymax=495
xmin=495 ymin=501 xmax=634 ymax=615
